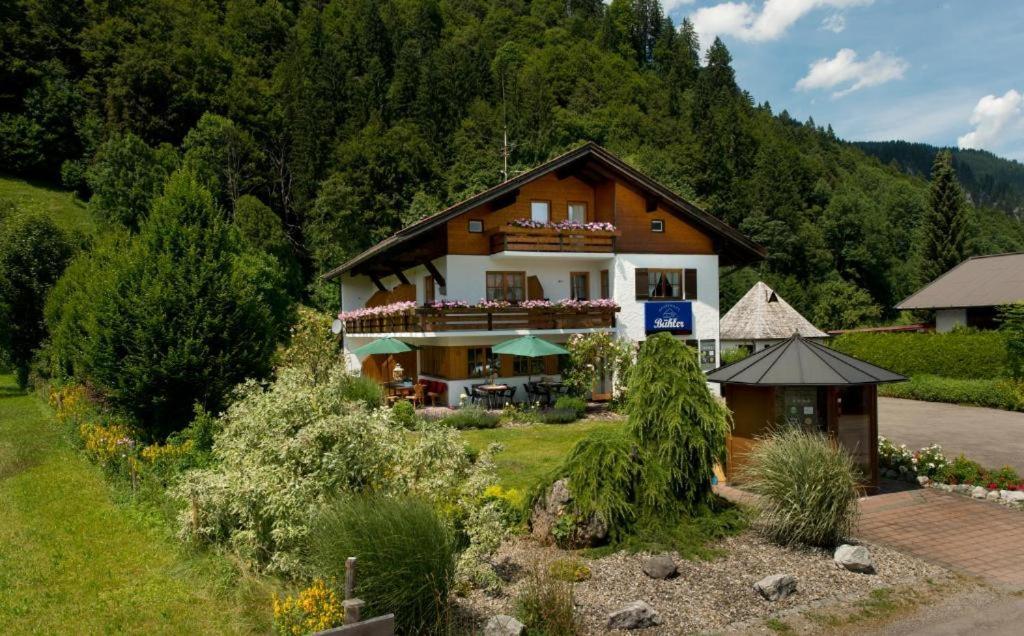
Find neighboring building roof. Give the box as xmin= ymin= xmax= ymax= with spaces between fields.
xmin=897 ymin=252 xmax=1024 ymax=310
xmin=827 ymin=323 xmax=931 ymax=336
xmin=706 ymin=334 xmax=906 ymax=386
xmin=720 ymin=281 xmax=827 ymax=341
xmin=322 ymin=142 xmax=765 ymax=280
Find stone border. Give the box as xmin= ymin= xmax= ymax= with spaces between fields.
xmin=921 ymin=478 xmax=1024 ymax=510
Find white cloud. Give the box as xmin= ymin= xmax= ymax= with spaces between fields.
xmin=821 ymin=13 xmax=845 ymax=32
xmin=691 ymin=0 xmax=872 ymax=46
xmin=795 ymin=48 xmax=908 ymax=97
xmin=957 ymin=90 xmax=1024 ymax=151
xmin=661 ymin=0 xmax=697 ymax=11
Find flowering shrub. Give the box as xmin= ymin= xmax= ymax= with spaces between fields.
xmin=272 ymin=579 xmax=344 ymax=636
xmin=913 ymin=443 xmax=948 ymax=479
xmin=49 ymin=383 xmax=94 ymax=429
xmin=338 ymin=300 xmax=416 ymax=322
xmin=80 ymin=420 xmax=138 ymax=469
xmin=507 ymin=218 xmax=617 ymax=232
xmin=563 ymin=332 xmax=635 ymax=400
xmin=176 ymin=367 xmax=506 ymax=578
xmin=878 ymin=436 xmax=914 ymax=472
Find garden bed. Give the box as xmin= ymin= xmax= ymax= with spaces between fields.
xmin=455 ymin=532 xmax=950 ymax=633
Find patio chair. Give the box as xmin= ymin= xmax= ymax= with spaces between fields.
xmin=501 ymin=386 xmax=517 ymax=405
xmin=405 ymin=382 xmax=424 ymax=408
xmin=469 ymin=383 xmax=486 ymax=406
xmin=424 ymin=380 xmax=443 ymax=407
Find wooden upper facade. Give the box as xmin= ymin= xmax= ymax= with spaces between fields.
xmin=323 ymin=143 xmax=763 ymax=283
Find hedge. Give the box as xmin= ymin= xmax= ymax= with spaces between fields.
xmin=829 ymin=332 xmax=1008 ymax=380
xmin=879 ymin=375 xmax=1024 ymax=412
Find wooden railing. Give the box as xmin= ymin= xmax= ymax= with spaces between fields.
xmin=489 ymin=225 xmax=619 ymax=254
xmin=343 ymin=306 xmax=619 ymax=334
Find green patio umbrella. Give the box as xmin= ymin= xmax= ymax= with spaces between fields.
xmin=353 ymin=337 xmax=414 ymax=356
xmin=491 ymin=335 xmax=568 ymax=357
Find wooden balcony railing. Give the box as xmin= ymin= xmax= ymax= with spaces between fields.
xmin=489 ymin=225 xmax=619 ymax=254
xmin=343 ymin=306 xmax=619 ymax=334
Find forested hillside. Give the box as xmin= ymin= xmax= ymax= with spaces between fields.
xmin=3 ymin=0 xmax=1024 ymax=327
xmin=855 ymin=141 xmax=1024 ymax=219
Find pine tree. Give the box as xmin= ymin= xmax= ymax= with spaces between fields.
xmin=919 ymin=150 xmax=971 ymax=283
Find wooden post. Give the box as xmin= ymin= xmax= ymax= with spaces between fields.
xmin=343 ymin=556 xmax=365 ymax=625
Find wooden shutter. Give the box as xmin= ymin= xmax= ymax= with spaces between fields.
xmin=600 ymin=270 xmax=610 ymax=299
xmin=635 ymin=268 xmax=649 ymax=300
xmin=685 ymin=269 xmax=698 ymax=300
xmin=527 ymin=275 xmax=544 ymax=300
xmin=424 ymin=276 xmax=435 ymax=305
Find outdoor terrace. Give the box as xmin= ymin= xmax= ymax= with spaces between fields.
xmin=341 ymin=300 xmax=619 ymax=335
xmin=488 ymin=221 xmax=620 ymax=255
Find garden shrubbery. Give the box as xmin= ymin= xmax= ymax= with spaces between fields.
xmin=879 ymin=436 xmax=1023 ymax=490
xmin=829 ymin=331 xmax=1008 ymax=379
xmin=739 ymin=428 xmax=860 ymax=547
xmin=538 ymin=407 xmax=579 ymax=424
xmin=536 ymin=333 xmax=733 ymax=546
xmin=553 ymin=396 xmax=587 ymax=419
xmin=440 ymin=405 xmax=500 ymax=430
xmin=305 ymin=495 xmax=456 ymax=634
xmin=879 ymin=374 xmax=1024 ymax=411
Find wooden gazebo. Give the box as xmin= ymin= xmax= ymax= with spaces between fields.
xmin=707 ymin=334 xmax=906 ymax=491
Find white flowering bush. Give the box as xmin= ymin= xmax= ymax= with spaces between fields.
xmin=175 ymin=366 xmax=505 ymax=578
xmin=878 ymin=436 xmax=914 ymax=472
xmin=912 ymin=443 xmax=948 ymax=479
xmin=878 ymin=437 xmax=948 ymax=479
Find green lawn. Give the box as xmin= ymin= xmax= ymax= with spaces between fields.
xmin=0 ymin=174 xmax=94 ymax=234
xmin=0 ymin=374 xmax=273 ymax=634
xmin=460 ymin=419 xmax=622 ymax=492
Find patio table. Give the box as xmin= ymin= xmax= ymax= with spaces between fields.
xmin=477 ymin=384 xmax=509 ymax=409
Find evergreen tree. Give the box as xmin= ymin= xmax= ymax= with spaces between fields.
xmin=919 ymin=150 xmax=971 ymax=282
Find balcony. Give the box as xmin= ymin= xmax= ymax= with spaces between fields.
xmin=489 ymin=224 xmax=620 ymax=255
xmin=342 ymin=302 xmax=619 ymax=335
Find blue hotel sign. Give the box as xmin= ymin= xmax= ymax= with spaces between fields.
xmin=644 ymin=301 xmax=693 ymax=335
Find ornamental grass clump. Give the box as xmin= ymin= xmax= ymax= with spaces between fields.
xmin=305 ymin=495 xmax=457 ymax=635
xmin=739 ymin=428 xmax=860 ymax=548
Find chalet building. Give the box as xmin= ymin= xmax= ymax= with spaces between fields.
xmin=720 ymin=281 xmax=827 ymax=353
xmin=897 ymin=252 xmax=1024 ymax=332
xmin=323 ymin=143 xmax=764 ymax=406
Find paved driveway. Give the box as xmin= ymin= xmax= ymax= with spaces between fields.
xmin=857 ymin=486 xmax=1024 ymax=590
xmin=879 ymin=397 xmax=1024 ymax=472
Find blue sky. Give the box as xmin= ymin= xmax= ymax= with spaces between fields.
xmin=660 ymin=0 xmax=1024 ymax=160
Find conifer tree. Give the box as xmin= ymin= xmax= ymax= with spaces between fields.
xmin=919 ymin=150 xmax=971 ymax=282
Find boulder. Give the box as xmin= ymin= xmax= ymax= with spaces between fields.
xmin=642 ymin=554 xmax=677 ymax=580
xmin=607 ymin=601 xmax=662 ymax=630
xmin=752 ymin=574 xmax=797 ymax=601
xmin=834 ymin=544 xmax=874 ymax=573
xmin=986 ymin=489 xmax=1001 ymax=501
xmin=484 ymin=615 xmax=525 ymax=636
xmin=530 ymin=478 xmax=608 ymax=547
xmin=1001 ymin=490 xmax=1024 ymax=503
xmin=882 ymin=469 xmax=898 ymax=479
xmin=917 ymin=475 xmax=930 ymax=486
xmin=971 ymin=486 xmax=988 ymax=499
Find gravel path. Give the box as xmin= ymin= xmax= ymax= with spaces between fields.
xmin=458 ymin=532 xmax=950 ymax=633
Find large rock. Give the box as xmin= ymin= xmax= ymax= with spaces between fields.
xmin=484 ymin=615 xmax=525 ymax=636
xmin=834 ymin=544 xmax=875 ymax=573
xmin=642 ymin=554 xmax=677 ymax=580
xmin=607 ymin=601 xmax=662 ymax=630
xmin=753 ymin=574 xmax=797 ymax=601
xmin=530 ymin=478 xmax=608 ymax=547
xmin=986 ymin=489 xmax=1001 ymax=501
xmin=916 ymin=475 xmax=930 ymax=486
xmin=1001 ymin=490 xmax=1024 ymax=503
xmin=971 ymin=486 xmax=988 ymax=499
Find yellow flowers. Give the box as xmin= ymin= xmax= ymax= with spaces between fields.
xmin=80 ymin=421 xmax=137 ymax=467
xmin=140 ymin=439 xmax=194 ymax=464
xmin=49 ymin=383 xmax=91 ymax=426
xmin=273 ymin=579 xmax=344 ymax=636
xmin=482 ymin=484 xmax=524 ymax=510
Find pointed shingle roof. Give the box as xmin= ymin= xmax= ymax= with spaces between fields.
xmin=720 ymin=281 xmax=827 ymax=341
xmin=707 ymin=334 xmax=906 ymax=386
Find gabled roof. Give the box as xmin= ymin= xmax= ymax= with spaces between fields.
xmin=720 ymin=281 xmax=827 ymax=341
xmin=707 ymin=334 xmax=906 ymax=386
xmin=897 ymin=252 xmax=1024 ymax=310
xmin=322 ymin=142 xmax=765 ymax=280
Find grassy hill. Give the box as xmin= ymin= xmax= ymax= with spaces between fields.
xmin=0 ymin=174 xmax=94 ymax=234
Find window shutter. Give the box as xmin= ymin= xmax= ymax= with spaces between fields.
xmin=635 ymin=268 xmax=649 ymax=300
xmin=685 ymin=269 xmax=698 ymax=300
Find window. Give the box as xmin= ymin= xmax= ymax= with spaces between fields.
xmin=468 ymin=347 xmax=495 ymax=378
xmin=600 ymin=270 xmax=610 ymax=299
xmin=649 ymin=269 xmax=682 ymax=299
xmin=635 ymin=268 xmax=697 ymax=300
xmin=567 ymin=202 xmax=587 ymax=223
xmin=514 ymin=356 xmax=545 ymax=376
xmin=486 ymin=271 xmax=526 ymax=302
xmin=530 ymin=200 xmax=550 ymax=223
xmin=468 ymin=219 xmax=484 ymax=233
xmin=650 ymin=219 xmax=664 ymax=232
xmin=570 ymin=272 xmax=589 ymax=300
xmin=424 ymin=275 xmax=435 ymax=305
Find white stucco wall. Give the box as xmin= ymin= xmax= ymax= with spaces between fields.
xmin=935 ymin=308 xmax=967 ymax=333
